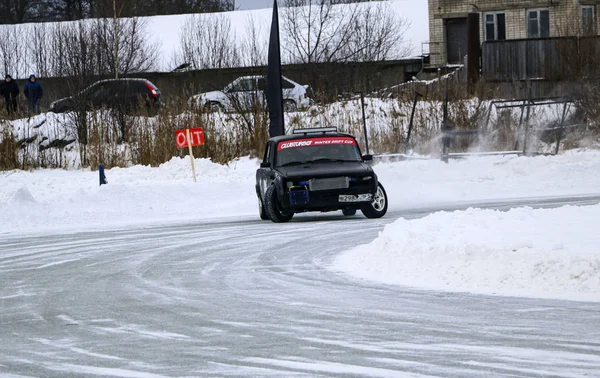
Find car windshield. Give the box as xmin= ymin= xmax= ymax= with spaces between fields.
xmin=276 ymin=136 xmax=362 ymax=167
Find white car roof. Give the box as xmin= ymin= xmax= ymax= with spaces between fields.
xmin=234 ymin=75 xmax=301 ymax=85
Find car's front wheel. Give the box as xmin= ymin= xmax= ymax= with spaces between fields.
xmin=360 ymin=183 xmax=388 ymax=219
xmin=264 ymin=185 xmax=294 ymax=223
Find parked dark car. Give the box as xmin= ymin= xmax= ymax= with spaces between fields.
xmin=49 ymin=78 xmax=162 ymax=114
xmin=256 ymin=127 xmax=388 ymax=223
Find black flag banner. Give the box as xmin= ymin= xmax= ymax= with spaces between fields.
xmin=266 ymin=0 xmax=285 ymax=137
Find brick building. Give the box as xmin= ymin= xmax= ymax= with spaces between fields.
xmin=428 ymin=0 xmax=599 ymax=66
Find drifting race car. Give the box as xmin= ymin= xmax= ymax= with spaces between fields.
xmin=256 ymin=127 xmax=388 ymax=222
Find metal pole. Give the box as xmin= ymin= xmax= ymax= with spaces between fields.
xmin=483 ymin=101 xmax=494 ymax=134
xmin=441 ymin=87 xmax=449 ymax=163
xmin=405 ymin=91 xmax=420 ymax=153
xmin=514 ymin=100 xmax=526 ymax=151
xmin=523 ymin=100 xmax=532 ymax=155
xmin=186 ymin=128 xmax=197 ymax=182
xmin=523 ymin=85 xmax=532 ymax=155
xmin=555 ymin=102 xmax=569 ymax=155
xmin=360 ymin=92 xmax=370 ymax=155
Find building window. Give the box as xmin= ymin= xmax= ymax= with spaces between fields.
xmin=484 ymin=11 xmax=506 ymax=41
xmin=582 ymin=6 xmax=595 ymax=35
xmin=528 ymin=9 xmax=550 ymax=38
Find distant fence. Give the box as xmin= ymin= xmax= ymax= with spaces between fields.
xmin=376 ymin=66 xmax=466 ymax=100
xmin=482 ymin=36 xmax=600 ymax=82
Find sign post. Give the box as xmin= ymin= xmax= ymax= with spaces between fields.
xmin=175 ymin=127 xmax=205 ymax=182
xmin=185 ymin=128 xmax=197 ymax=182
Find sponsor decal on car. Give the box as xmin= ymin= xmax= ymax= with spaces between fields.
xmin=278 ymin=137 xmax=357 ymax=150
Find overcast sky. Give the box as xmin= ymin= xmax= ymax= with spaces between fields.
xmin=235 ymin=0 xmax=274 ymax=10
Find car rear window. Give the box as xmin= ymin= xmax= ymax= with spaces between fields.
xmin=282 ymin=79 xmax=295 ymax=89
xmin=144 ymin=80 xmax=158 ymax=90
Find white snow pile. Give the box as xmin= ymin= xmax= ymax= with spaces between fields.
xmin=332 ymin=205 xmax=600 ymax=302
xmin=379 ymin=148 xmax=600 ymax=206
xmin=1 ymin=149 xmax=600 ymax=237
xmin=0 ymin=156 xmax=259 ymax=235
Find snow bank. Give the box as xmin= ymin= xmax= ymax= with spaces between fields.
xmin=332 ymin=205 xmax=600 ymax=302
xmin=380 ymin=149 xmax=600 ymax=208
xmin=1 ymin=149 xmax=600 ymax=236
xmin=0 ymin=157 xmax=258 ymax=235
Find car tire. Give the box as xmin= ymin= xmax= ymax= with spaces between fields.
xmin=342 ymin=208 xmax=357 ymax=216
xmin=360 ymin=183 xmax=388 ymax=219
xmin=207 ymin=101 xmax=223 ymax=112
xmin=283 ymin=100 xmax=297 ymax=112
xmin=258 ymin=194 xmax=269 ymax=220
xmin=264 ymin=185 xmax=294 ymax=223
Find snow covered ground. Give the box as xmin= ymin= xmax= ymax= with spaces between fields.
xmin=1 ymin=149 xmax=599 ymax=302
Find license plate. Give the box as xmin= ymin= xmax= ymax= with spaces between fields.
xmin=339 ymin=194 xmax=372 ymax=202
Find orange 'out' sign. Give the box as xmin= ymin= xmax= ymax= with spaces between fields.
xmin=175 ymin=128 xmax=205 ymax=148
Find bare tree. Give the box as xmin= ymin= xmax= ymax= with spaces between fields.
xmin=345 ymin=2 xmax=411 ymax=61
xmin=239 ymin=15 xmax=268 ymax=67
xmin=0 ymin=25 xmax=28 ymax=78
xmin=175 ymin=14 xmax=240 ymax=70
xmin=0 ymin=0 xmax=34 ymax=24
xmin=281 ymin=0 xmax=361 ymax=64
xmin=94 ymin=17 xmax=157 ymax=76
xmin=281 ymin=0 xmax=410 ymax=64
xmin=28 ymin=23 xmax=53 ymax=78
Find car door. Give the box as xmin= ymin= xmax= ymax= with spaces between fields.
xmin=256 ymin=141 xmax=275 ymax=199
xmin=114 ymin=80 xmax=135 ymax=110
xmin=102 ymin=81 xmax=123 ymax=109
xmin=226 ymin=77 xmax=258 ymax=112
xmin=281 ymin=77 xmax=296 ymax=102
xmin=131 ymin=80 xmax=151 ymax=109
xmin=256 ymin=77 xmax=267 ymax=108
xmin=84 ymin=82 xmax=110 ymax=109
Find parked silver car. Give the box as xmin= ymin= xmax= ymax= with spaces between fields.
xmin=188 ymin=75 xmax=311 ymax=112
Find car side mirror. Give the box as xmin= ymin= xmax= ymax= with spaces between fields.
xmin=362 ymin=154 xmax=373 ymax=161
xmin=260 ymin=161 xmax=270 ymax=168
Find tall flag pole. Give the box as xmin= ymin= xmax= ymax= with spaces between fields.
xmin=266 ymin=0 xmax=285 ymax=137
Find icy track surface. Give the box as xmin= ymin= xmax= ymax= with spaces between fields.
xmin=2 ymin=199 xmax=600 ymax=377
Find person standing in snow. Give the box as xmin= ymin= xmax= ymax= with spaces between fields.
xmin=0 ymin=74 xmax=19 ymax=115
xmin=24 ymin=74 xmax=43 ymax=115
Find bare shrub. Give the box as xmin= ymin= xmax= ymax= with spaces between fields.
xmin=175 ymin=14 xmax=240 ymax=70
xmin=0 ymin=120 xmax=18 ymax=170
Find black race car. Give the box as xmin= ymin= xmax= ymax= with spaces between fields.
xmin=256 ymin=127 xmax=388 ymax=222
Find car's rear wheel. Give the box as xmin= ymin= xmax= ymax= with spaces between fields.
xmin=342 ymin=208 xmax=357 ymax=216
xmin=258 ymin=194 xmax=269 ymax=220
xmin=360 ymin=183 xmax=388 ymax=219
xmin=283 ymin=100 xmax=297 ymax=112
xmin=265 ymin=185 xmax=294 ymax=223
